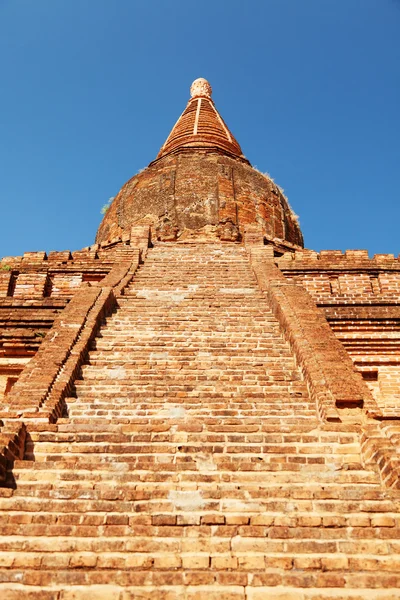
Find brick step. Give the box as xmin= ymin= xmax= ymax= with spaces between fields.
xmin=66 ymin=404 xmax=312 ymax=413
xmin=68 ymin=397 xmax=310 ymax=405
xmin=73 ymin=379 xmax=306 ymax=388
xmin=92 ymin=331 xmax=287 ymax=339
xmin=122 ymin=291 xmax=261 ymax=296
xmin=0 ymin=535 xmax=399 ymax=561
xmin=2 ymin=587 xmax=400 ymax=600
xmin=9 ymin=476 xmax=383 ymax=497
xmin=119 ymin=285 xmax=264 ymax=291
xmin=74 ymin=377 xmax=306 ymax=384
xmin=66 ymin=401 xmax=313 ymax=409
xmin=134 ymin=257 xmax=252 ymax=263
xmin=23 ymin=456 xmax=357 ymax=470
xmin=92 ymin=334 xmax=287 ymax=342
xmin=126 ymin=289 xmax=260 ymax=295
xmin=113 ymin=306 xmax=267 ymax=312
xmin=0 ymin=549 xmax=397 ymax=569
xmin=131 ymin=269 xmax=255 ymax=275
xmin=67 ymin=394 xmax=311 ymax=402
xmin=132 ymin=272 xmax=254 ymax=276
xmin=86 ymin=355 xmax=292 ymax=362
xmin=92 ymin=337 xmax=286 ymax=345
xmin=0 ymin=548 xmax=400 ymax=576
xmin=110 ymin=300 xmax=271 ymax=306
xmin=69 ymin=396 xmax=310 ymax=404
xmin=99 ymin=317 xmax=278 ymax=322
xmin=71 ymin=389 xmax=308 ymax=398
xmin=10 ymin=459 xmax=380 ymax=482
xmin=95 ymin=333 xmax=286 ymax=340
xmin=83 ymin=356 xmax=295 ymax=364
xmin=66 ymin=414 xmax=316 ymax=423
xmin=66 ymin=405 xmax=313 ymax=415
xmin=68 ymin=400 xmax=315 ymax=410
xmin=85 ymin=358 xmax=298 ymax=365
xmin=23 ymin=450 xmax=340 ymax=468
xmin=80 ymin=371 xmax=301 ymax=379
xmin=94 ymin=335 xmax=283 ymax=342
xmin=99 ymin=320 xmax=280 ymax=327
xmin=8 ymin=474 xmax=383 ymax=494
xmin=72 ymin=388 xmax=309 ymax=397
xmin=122 ymin=297 xmax=264 ymax=304
xmin=125 ymin=286 xmax=259 ymax=292
xmin=111 ymin=302 xmax=272 ymax=309
xmin=96 ymin=319 xmax=283 ymax=326
xmin=119 ymin=292 xmax=264 ymax=296
xmin=130 ymin=268 xmax=254 ymax=274
xmin=131 ymin=270 xmax=255 ymax=276
xmin=55 ymin=418 xmax=322 ymax=430
xmin=84 ymin=348 xmax=293 ymax=356
xmin=97 ymin=314 xmax=280 ymax=320
xmin=130 ymin=268 xmax=255 ymax=273
xmin=105 ymin=314 xmax=278 ymax=320
xmin=27 ymin=431 xmax=356 ymax=444
xmin=96 ymin=323 xmax=283 ymax=329
xmin=1 ymin=583 xmax=400 ymax=600
xmin=87 ymin=344 xmax=293 ymax=354
xmin=13 ymin=477 xmax=377 ymax=496
xmin=87 ymin=343 xmax=292 ymax=350
xmin=24 ymin=439 xmax=360 ymax=455
xmin=0 ymin=480 xmax=390 ymax=504
xmin=64 ymin=419 xmax=317 ymax=428
xmin=124 ymin=282 xmax=257 ymax=288
xmin=9 ymin=458 xmax=379 ymax=479
xmin=77 ymin=374 xmax=308 ymax=384
xmin=17 ymin=467 xmax=365 ymax=485
xmin=70 ymin=392 xmax=308 ymax=401
xmin=23 ymin=451 xmax=356 ymax=464
xmin=132 ymin=264 xmax=252 ymax=268
xmin=1 ymin=479 xmax=391 ymax=502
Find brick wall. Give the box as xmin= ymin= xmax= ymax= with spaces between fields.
xmin=277 ymin=250 xmax=400 ymax=416
xmin=0 ymin=236 xmax=144 ymax=407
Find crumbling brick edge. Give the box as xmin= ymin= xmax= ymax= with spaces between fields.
xmin=245 ymin=233 xmax=400 ymax=489
xmin=246 ymin=240 xmax=380 ymax=423
xmin=361 ymin=422 xmax=400 ymax=489
xmin=0 ymin=228 xmax=149 ymax=485
xmin=0 ymin=421 xmax=26 ymax=484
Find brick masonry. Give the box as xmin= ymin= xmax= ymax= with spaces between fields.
xmin=276 ymin=250 xmax=400 ymax=418
xmin=0 ymin=79 xmax=399 ymax=598
xmin=96 ymin=151 xmax=303 ymax=248
xmin=0 ymin=238 xmax=400 ymax=598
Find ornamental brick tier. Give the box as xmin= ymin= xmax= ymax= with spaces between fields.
xmin=0 ymin=79 xmax=400 ymax=600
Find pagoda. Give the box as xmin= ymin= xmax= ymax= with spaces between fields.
xmin=0 ymin=79 xmax=400 ymax=599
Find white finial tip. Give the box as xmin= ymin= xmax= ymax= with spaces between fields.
xmin=190 ymin=78 xmax=212 ymax=98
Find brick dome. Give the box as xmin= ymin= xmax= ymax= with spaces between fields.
xmin=96 ymin=79 xmax=303 ymax=246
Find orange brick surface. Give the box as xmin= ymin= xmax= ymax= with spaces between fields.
xmin=0 ymin=79 xmax=400 ymax=598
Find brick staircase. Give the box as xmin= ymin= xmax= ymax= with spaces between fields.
xmin=0 ymin=244 xmax=400 ymax=599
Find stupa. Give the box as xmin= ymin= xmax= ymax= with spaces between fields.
xmin=0 ymin=78 xmax=400 ymax=599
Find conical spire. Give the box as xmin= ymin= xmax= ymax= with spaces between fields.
xmin=156 ymin=78 xmax=245 ymax=160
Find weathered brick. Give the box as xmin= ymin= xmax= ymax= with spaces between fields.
xmin=1 ymin=79 xmax=400 ymax=600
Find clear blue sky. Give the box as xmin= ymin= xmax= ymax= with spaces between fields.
xmin=0 ymin=0 xmax=399 ymax=258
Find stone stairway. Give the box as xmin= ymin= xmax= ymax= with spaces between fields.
xmin=0 ymin=243 xmax=400 ymax=599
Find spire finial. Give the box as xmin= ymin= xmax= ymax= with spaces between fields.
xmin=190 ymin=78 xmax=212 ymax=99
xmin=156 ymin=77 xmax=244 ymax=160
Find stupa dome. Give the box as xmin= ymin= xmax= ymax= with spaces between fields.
xmin=96 ymin=79 xmax=303 ymax=246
